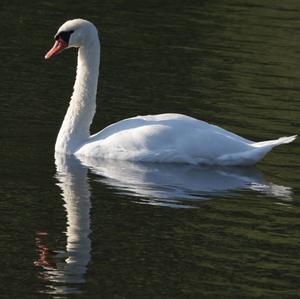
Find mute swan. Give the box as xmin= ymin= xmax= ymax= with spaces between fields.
xmin=45 ymin=19 xmax=296 ymax=166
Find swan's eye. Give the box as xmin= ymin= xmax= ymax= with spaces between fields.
xmin=54 ymin=30 xmax=74 ymax=44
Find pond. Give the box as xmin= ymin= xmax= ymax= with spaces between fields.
xmin=0 ymin=0 xmax=299 ymax=297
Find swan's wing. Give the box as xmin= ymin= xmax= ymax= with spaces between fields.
xmin=76 ymin=113 xmax=256 ymax=164
xmin=90 ymin=113 xmax=252 ymax=144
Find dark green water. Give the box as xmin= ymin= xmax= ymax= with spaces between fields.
xmin=1 ymin=0 xmax=300 ymax=298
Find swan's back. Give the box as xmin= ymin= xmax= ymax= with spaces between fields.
xmin=75 ymin=113 xmax=262 ymax=165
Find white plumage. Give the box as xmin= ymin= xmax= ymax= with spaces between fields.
xmin=46 ymin=19 xmax=296 ymax=166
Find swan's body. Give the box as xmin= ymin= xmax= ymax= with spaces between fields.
xmin=46 ymin=19 xmax=296 ymax=166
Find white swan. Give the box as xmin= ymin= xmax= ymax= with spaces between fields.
xmin=45 ymin=19 xmax=296 ymax=166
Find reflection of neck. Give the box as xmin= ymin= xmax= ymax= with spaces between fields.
xmin=55 ymin=153 xmax=91 ymax=283
xmin=55 ymin=39 xmax=100 ymax=154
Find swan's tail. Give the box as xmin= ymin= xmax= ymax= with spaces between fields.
xmin=252 ymin=135 xmax=297 ymax=148
xmin=217 ymin=135 xmax=297 ymax=166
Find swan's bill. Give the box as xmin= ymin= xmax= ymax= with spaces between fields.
xmin=45 ymin=38 xmax=68 ymax=59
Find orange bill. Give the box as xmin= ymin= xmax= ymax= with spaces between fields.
xmin=45 ymin=38 xmax=68 ymax=59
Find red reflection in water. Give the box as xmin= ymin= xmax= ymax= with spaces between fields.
xmin=34 ymin=231 xmax=57 ymax=269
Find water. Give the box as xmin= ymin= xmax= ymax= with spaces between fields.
xmin=1 ymin=0 xmax=300 ymax=297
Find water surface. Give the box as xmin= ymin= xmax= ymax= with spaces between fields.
xmin=0 ymin=0 xmax=300 ymax=297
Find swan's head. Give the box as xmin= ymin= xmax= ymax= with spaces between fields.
xmin=45 ymin=19 xmax=98 ymax=59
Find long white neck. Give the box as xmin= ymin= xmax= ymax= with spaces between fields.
xmin=55 ymin=39 xmax=100 ymax=154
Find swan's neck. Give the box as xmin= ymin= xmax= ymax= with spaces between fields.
xmin=55 ymin=41 xmax=100 ymax=154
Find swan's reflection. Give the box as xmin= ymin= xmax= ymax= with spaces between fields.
xmin=35 ymin=154 xmax=91 ymax=295
xmin=36 ymin=153 xmax=292 ymax=295
xmin=78 ymin=155 xmax=293 ymax=207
